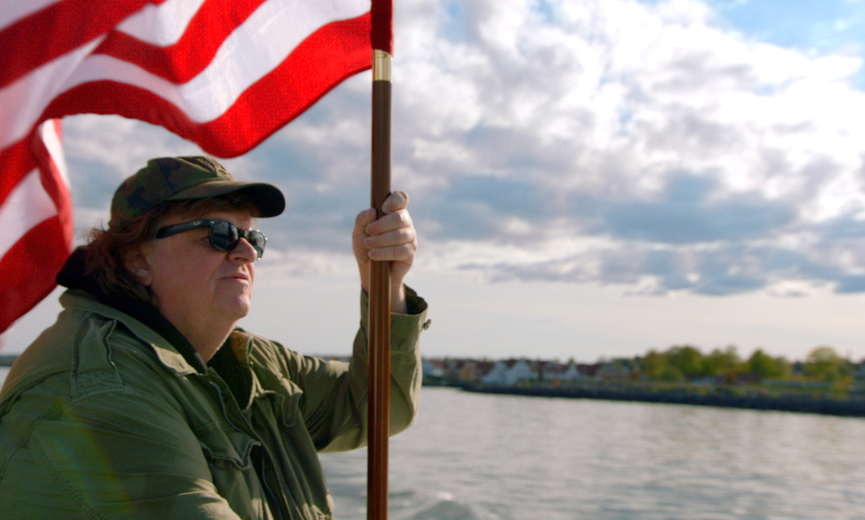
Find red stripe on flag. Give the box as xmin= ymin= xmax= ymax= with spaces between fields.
xmin=370 ymin=0 xmax=393 ymax=54
xmin=0 ymin=217 xmax=69 ymax=333
xmin=0 ymin=0 xmax=153 ymax=89
xmin=0 ymin=139 xmax=33 ymax=204
xmin=0 ymin=123 xmax=72 ymax=334
xmin=42 ymin=14 xmax=372 ymax=157
xmin=94 ymin=0 xmax=268 ymax=83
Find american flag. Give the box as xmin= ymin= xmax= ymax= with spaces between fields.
xmin=0 ymin=0 xmax=388 ymax=338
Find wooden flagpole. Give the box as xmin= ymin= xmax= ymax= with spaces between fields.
xmin=369 ymin=0 xmax=394 ymax=516
xmin=368 ymin=45 xmax=393 ymax=520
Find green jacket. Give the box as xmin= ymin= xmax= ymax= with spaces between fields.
xmin=0 ymin=288 xmax=428 ymax=519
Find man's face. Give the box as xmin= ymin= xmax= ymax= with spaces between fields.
xmin=135 ymin=210 xmax=258 ymax=335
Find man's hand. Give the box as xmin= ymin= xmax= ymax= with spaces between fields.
xmin=352 ymin=191 xmax=417 ymax=313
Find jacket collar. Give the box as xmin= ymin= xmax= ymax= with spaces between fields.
xmin=59 ymin=290 xmax=201 ymax=377
xmin=57 ymin=246 xmax=207 ymax=375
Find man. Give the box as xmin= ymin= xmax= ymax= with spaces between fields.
xmin=0 ymin=156 xmax=428 ymax=519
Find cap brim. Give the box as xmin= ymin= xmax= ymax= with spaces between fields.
xmin=168 ymin=180 xmax=286 ymax=218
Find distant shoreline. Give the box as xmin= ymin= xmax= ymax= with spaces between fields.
xmin=3 ymin=354 xmax=861 ymax=418
xmin=446 ymin=381 xmax=865 ymax=418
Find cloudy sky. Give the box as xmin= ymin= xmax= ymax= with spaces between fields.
xmin=6 ymin=0 xmax=865 ymax=363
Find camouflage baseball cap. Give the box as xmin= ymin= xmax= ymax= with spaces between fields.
xmin=110 ymin=156 xmax=285 ymax=222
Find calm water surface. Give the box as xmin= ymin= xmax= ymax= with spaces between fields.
xmin=322 ymin=387 xmax=865 ymax=520
xmin=2 ymin=369 xmax=864 ymax=519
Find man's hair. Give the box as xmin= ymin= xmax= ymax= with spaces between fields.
xmin=85 ymin=194 xmax=262 ymax=303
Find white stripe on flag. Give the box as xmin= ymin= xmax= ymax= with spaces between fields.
xmin=62 ymin=0 xmax=367 ymax=122
xmin=39 ymin=119 xmax=69 ymax=188
xmin=0 ymin=0 xmax=62 ymax=32
xmin=0 ymin=0 xmax=369 ymax=151
xmin=115 ymin=0 xmax=206 ymax=46
xmin=0 ymin=168 xmax=58 ymax=259
xmin=0 ymin=37 xmax=103 ymax=150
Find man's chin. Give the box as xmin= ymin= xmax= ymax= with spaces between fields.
xmin=219 ymin=296 xmax=252 ymax=322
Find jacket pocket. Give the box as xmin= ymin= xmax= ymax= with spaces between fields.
xmin=254 ymin=370 xmax=304 ymax=429
xmin=268 ymin=386 xmax=304 ymax=429
xmin=193 ymin=421 xmax=257 ymax=470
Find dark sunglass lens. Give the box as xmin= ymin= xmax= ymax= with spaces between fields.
xmin=250 ymin=230 xmax=266 ymax=258
xmin=201 ymin=220 xmax=265 ymax=258
xmin=209 ymin=221 xmax=236 ymax=252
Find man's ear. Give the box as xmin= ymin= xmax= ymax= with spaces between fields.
xmin=123 ymin=246 xmax=153 ymax=287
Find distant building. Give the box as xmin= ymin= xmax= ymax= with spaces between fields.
xmin=422 ymin=359 xmax=446 ymax=379
xmin=538 ymin=361 xmax=585 ymax=383
xmin=481 ymin=359 xmax=534 ymax=385
xmin=422 ymin=357 xmax=603 ymax=386
xmin=560 ymin=363 xmax=585 ymax=381
xmin=850 ymin=362 xmax=865 ymax=395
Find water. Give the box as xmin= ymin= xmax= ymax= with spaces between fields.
xmin=3 ymin=367 xmax=865 ymax=519
xmin=322 ymin=387 xmax=865 ymax=520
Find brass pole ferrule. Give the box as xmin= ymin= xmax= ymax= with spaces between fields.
xmin=373 ymin=50 xmax=392 ymax=82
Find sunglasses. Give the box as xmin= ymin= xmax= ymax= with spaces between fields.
xmin=155 ymin=218 xmax=267 ymax=259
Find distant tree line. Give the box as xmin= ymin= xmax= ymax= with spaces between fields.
xmin=637 ymin=345 xmax=855 ymax=383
